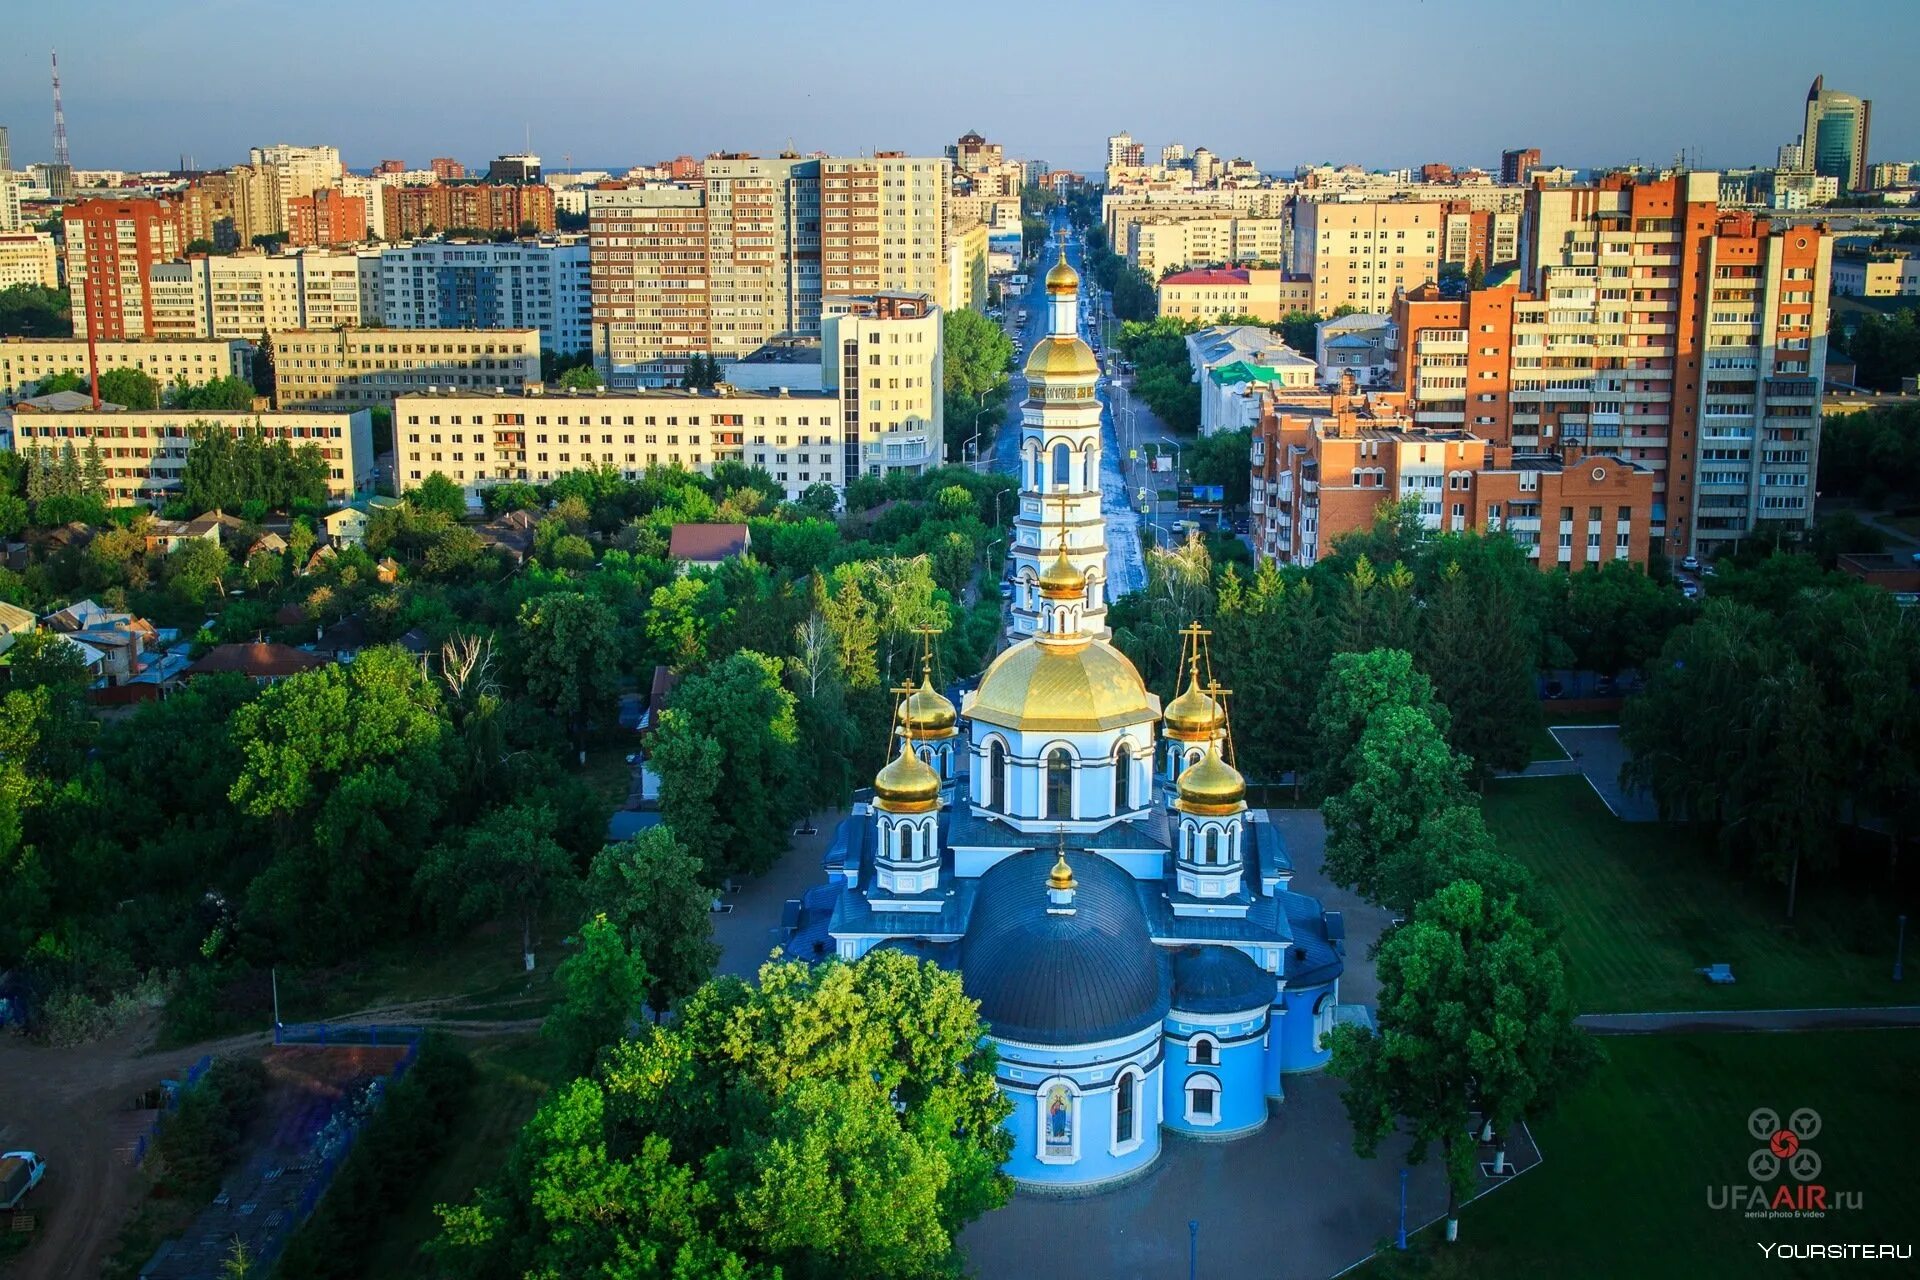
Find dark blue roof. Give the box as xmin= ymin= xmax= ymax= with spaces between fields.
xmin=1169 ymin=945 xmax=1275 ymax=1014
xmin=961 ymin=851 xmax=1170 ymax=1046
xmin=1280 ymin=892 xmax=1345 ymax=988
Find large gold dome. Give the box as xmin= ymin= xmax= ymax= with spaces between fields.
xmin=898 ymin=672 xmax=957 ymax=739
xmin=874 ymin=737 xmax=941 ymax=812
xmin=1162 ymin=669 xmax=1225 ymax=742
xmin=967 ymin=637 xmax=1158 ymax=735
xmin=1037 ymin=543 xmax=1086 ymax=599
xmin=1024 ymin=335 xmax=1101 ymax=381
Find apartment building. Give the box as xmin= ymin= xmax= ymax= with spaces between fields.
xmin=3 ymin=403 xmax=371 ymax=505
xmin=289 ymin=189 xmax=368 ymax=247
xmin=1501 ymin=149 xmax=1542 ymax=185
xmin=1102 ymin=189 xmax=1291 ymax=259
xmin=393 ymin=384 xmax=843 ymax=503
xmin=1 ymin=338 xmax=253 ymax=405
xmin=820 ymin=292 xmax=944 ymax=477
xmin=590 ymin=154 xmax=954 ymax=387
xmin=248 ymin=144 xmax=344 ymax=226
xmin=1126 ymin=215 xmax=1286 ymax=279
xmin=1832 ymin=250 xmax=1920 ymax=297
xmin=383 ymin=183 xmax=557 ymax=238
xmin=1291 ymin=199 xmax=1443 ymax=313
xmin=1440 ymin=201 xmax=1520 ymax=271
xmin=1157 ymin=267 xmax=1314 ymax=323
xmin=1248 ymin=379 xmax=1653 ymax=569
xmin=945 ymin=220 xmax=989 ymax=314
xmin=1399 ymin=172 xmax=1830 ymax=556
xmin=64 ymin=198 xmax=187 ymax=339
xmin=181 ymin=166 xmax=281 ymax=249
xmin=272 ymin=327 xmax=539 ymax=410
xmin=1 ymin=174 xmax=24 ymax=234
xmin=0 ymin=232 xmax=59 ymax=291
xmin=365 ymin=239 xmax=592 ymax=355
xmin=148 ymin=250 xmax=368 ymax=339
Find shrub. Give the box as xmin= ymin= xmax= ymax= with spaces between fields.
xmin=155 ymin=1055 xmax=270 ymax=1198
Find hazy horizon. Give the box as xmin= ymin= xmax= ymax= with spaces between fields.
xmin=2 ymin=0 xmax=1914 ymax=177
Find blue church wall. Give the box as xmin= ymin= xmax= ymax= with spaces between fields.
xmin=1278 ymin=982 xmax=1338 ymax=1072
xmin=994 ymin=1025 xmax=1163 ymax=1188
xmin=1161 ymin=1011 xmax=1268 ymax=1138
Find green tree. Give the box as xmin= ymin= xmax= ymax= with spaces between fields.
xmin=165 ymin=536 xmax=231 ymax=606
xmin=556 ymin=364 xmax=602 ymax=390
xmin=0 ymin=285 xmax=73 ymax=339
xmin=1310 ymin=648 xmax=1449 ymax=799
xmin=95 ymin=366 xmax=161 ymax=410
xmin=1328 ymin=879 xmax=1596 ymax=1243
xmin=682 ymin=353 xmax=722 ymax=390
xmin=1321 ymin=703 xmax=1470 ymax=908
xmin=544 ymin=913 xmax=648 ymax=1078
xmin=1552 ymin=559 xmax=1683 ymax=674
xmin=168 ymin=374 xmax=257 ymax=411
xmin=431 ymin=949 xmax=1012 ymax=1280
xmin=651 ymin=651 xmax=800 ymax=880
xmin=516 ymin=591 xmax=621 ymax=740
xmin=415 ymin=803 xmax=578 ymax=968
xmin=645 ymin=574 xmax=716 ymax=671
xmin=587 ymin=826 xmax=720 ymax=1018
xmin=407 ymin=472 xmax=468 ymax=521
xmin=1416 ymin=536 xmax=1541 ymax=780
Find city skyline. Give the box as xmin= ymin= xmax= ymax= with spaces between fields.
xmin=1 ymin=0 xmax=1914 ymax=175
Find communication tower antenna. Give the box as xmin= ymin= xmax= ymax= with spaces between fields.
xmin=51 ymin=50 xmax=70 ymax=166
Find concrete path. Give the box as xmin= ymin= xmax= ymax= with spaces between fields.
xmin=1496 ymin=724 xmax=1663 ymax=822
xmin=1578 ymin=1005 xmax=1920 ymax=1035
xmin=710 ymin=809 xmax=845 ymax=979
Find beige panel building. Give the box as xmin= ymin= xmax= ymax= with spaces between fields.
xmin=150 ymin=250 xmax=370 ymax=340
xmin=944 ymin=219 xmax=989 ymax=314
xmin=821 ymin=292 xmax=945 ymax=476
xmin=1156 ymin=267 xmax=1314 ymax=323
xmin=248 ymin=144 xmax=345 ymax=229
xmin=0 ymin=232 xmax=59 ymax=290
xmin=1126 ymin=215 xmax=1286 ymax=278
xmin=1 ymin=338 xmax=253 ymax=405
xmin=3 ymin=404 xmax=371 ymax=505
xmin=1291 ymin=199 xmax=1444 ymax=313
xmin=273 ymin=327 xmax=540 ymax=410
xmin=393 ymin=384 xmax=843 ymax=503
xmin=820 ymin=153 xmax=947 ymax=298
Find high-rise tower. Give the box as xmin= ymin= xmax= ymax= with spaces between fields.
xmin=1009 ymin=235 xmax=1108 ymax=639
xmin=1803 ymin=75 xmax=1871 ymax=194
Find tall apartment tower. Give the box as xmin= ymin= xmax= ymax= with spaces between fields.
xmin=1398 ymin=172 xmax=1829 ymax=559
xmin=1500 ymin=148 xmax=1542 ymax=185
xmin=1803 ymin=76 xmax=1871 ymax=194
xmin=1291 ymin=198 xmax=1444 ymax=313
xmin=1106 ymin=132 xmax=1144 ymax=170
xmin=64 ymin=197 xmax=187 ymax=339
xmin=0 ymin=125 xmax=11 ymax=174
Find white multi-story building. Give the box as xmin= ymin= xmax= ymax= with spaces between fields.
xmin=0 ymin=232 xmax=59 ymax=291
xmin=149 ymin=251 xmax=369 ymax=339
xmin=393 ymin=384 xmax=844 ymax=503
xmin=0 ymin=338 xmax=254 ymax=405
xmin=364 ymin=238 xmax=592 ymax=356
xmin=248 ymin=143 xmax=345 ymax=226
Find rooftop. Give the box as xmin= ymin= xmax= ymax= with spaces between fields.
xmin=668 ymin=523 xmax=751 ymax=562
xmin=735 ymin=338 xmax=823 ymax=365
xmin=394 ymin=383 xmax=835 ymax=402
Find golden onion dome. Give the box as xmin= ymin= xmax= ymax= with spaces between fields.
xmin=873 ymin=737 xmax=941 ymax=812
xmin=1045 ymin=256 xmax=1080 ymax=295
xmin=1162 ymin=665 xmax=1225 ymax=742
xmin=1048 ymin=851 xmax=1077 ymax=892
xmin=897 ymin=672 xmax=958 ymax=739
xmin=1175 ymin=745 xmax=1246 ymax=816
xmin=966 ymin=636 xmax=1158 ymax=735
xmin=1038 ymin=543 xmax=1086 ymax=600
xmin=1023 ymin=336 xmax=1101 ymax=382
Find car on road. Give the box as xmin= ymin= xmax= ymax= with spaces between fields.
xmin=1680 ymin=554 xmax=1700 ymax=571
xmin=1682 ymin=584 xmax=1702 ymax=600
xmin=2 ymin=1152 xmax=46 ymax=1210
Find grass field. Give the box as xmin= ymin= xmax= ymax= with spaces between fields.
xmin=1360 ymin=1030 xmax=1920 ymax=1278
xmin=363 ymin=1035 xmax=567 ymax=1279
xmin=1483 ymin=777 xmax=1913 ymax=1013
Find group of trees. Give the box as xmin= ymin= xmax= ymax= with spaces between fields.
xmin=1840 ymin=305 xmax=1920 ymax=391
xmin=178 ymin=425 xmax=333 ymax=513
xmin=1622 ymin=556 xmax=1920 ymax=912
xmin=434 ymin=949 xmax=1012 ymax=1280
xmin=1312 ymin=649 xmax=1596 ymax=1242
xmin=21 ymin=441 xmax=110 ymax=526
xmin=0 ymin=284 xmax=72 ymax=338
xmin=1114 ymin=316 xmax=1202 ymax=434
xmin=1816 ymin=400 xmax=1920 ymax=509
xmin=942 ymin=308 xmax=1015 ymax=461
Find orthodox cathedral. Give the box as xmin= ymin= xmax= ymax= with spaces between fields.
xmin=788 ymin=245 xmax=1348 ymax=1192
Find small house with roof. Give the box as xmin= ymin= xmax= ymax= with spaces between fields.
xmin=668 ymin=523 xmax=751 ymax=572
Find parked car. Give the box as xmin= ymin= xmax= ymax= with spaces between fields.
xmin=1 ymin=1152 xmax=45 ymax=1211
xmin=1682 ymin=584 xmax=1702 ymax=600
xmin=1680 ymin=554 xmax=1700 ymax=571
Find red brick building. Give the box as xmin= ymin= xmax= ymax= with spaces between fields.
xmin=430 ymin=157 xmax=466 ymax=181
xmin=62 ymin=197 xmax=186 ymax=339
xmin=288 ymin=188 xmax=368 ymax=247
xmin=381 ymin=182 xmax=556 ymax=238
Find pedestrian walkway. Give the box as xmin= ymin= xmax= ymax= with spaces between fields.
xmin=1578 ymin=1005 xmax=1920 ymax=1035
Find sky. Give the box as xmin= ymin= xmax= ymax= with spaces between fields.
xmin=2 ymin=0 xmax=1915 ymax=176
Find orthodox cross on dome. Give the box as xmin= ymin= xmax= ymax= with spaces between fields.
xmin=1045 ymin=491 xmax=1076 ymax=546
xmin=911 ymin=623 xmax=944 ymax=678
xmin=1206 ymin=676 xmax=1238 ymax=764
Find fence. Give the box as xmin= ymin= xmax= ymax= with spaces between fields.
xmin=130 ymin=1053 xmax=211 ymax=1168
xmin=138 ymin=1025 xmax=424 ymax=1280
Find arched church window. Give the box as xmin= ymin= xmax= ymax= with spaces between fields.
xmin=1046 ymin=748 xmax=1073 ymax=820
xmin=1042 ymin=1081 xmax=1075 ymax=1159
xmin=1052 ymin=443 xmax=1072 ymax=492
xmin=1204 ymin=828 xmax=1220 ymax=865
xmin=1185 ymin=1074 xmax=1220 ymax=1125
xmin=1114 ymin=745 xmax=1132 ymax=812
xmin=1190 ymin=1034 xmax=1218 ymax=1066
xmin=1114 ymin=1069 xmax=1138 ymax=1146
xmin=988 ymin=740 xmax=1007 ymax=812
xmin=895 ymin=824 xmax=909 ymax=862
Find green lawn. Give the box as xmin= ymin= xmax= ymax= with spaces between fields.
xmin=363 ymin=1035 xmax=568 ymax=1279
xmin=1484 ymin=777 xmax=1912 ymax=1012
xmin=1361 ymin=1030 xmax=1920 ymax=1279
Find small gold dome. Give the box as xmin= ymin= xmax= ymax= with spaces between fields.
xmin=874 ymin=737 xmax=941 ymax=812
xmin=1038 ymin=543 xmax=1085 ymax=600
xmin=1162 ymin=663 xmax=1224 ymax=742
xmin=898 ymin=672 xmax=957 ymax=739
xmin=1048 ymin=851 xmax=1077 ymax=892
xmin=1023 ymin=336 xmax=1100 ymax=382
xmin=1175 ymin=745 xmax=1245 ymax=816
xmin=1046 ymin=256 xmax=1080 ymax=295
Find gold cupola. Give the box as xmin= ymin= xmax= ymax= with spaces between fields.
xmin=1038 ymin=541 xmax=1086 ymax=600
xmin=1162 ymin=651 xmax=1225 ymax=742
xmin=1045 ymin=254 xmax=1080 ymax=295
xmin=897 ymin=660 xmax=957 ymax=741
xmin=873 ymin=734 xmax=941 ymax=813
xmin=1174 ymin=743 xmax=1246 ymax=816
